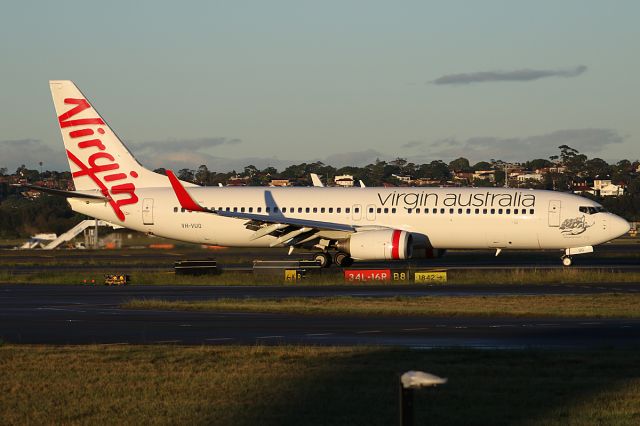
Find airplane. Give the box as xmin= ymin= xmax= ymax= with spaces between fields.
xmin=23 ymin=80 xmax=630 ymax=268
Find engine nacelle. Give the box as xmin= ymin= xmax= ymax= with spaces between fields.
xmin=337 ymin=229 xmax=413 ymax=260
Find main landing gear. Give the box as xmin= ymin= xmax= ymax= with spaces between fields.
xmin=313 ymin=252 xmax=354 ymax=268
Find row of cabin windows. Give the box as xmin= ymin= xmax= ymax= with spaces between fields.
xmin=403 ymin=207 xmax=535 ymax=215
xmin=174 ymin=206 xmax=364 ymax=214
xmin=173 ymin=206 xmax=535 ymax=216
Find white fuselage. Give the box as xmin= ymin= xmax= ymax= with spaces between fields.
xmin=69 ymin=186 xmax=629 ymax=251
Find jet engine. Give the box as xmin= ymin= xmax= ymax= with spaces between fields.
xmin=337 ymin=229 xmax=413 ymax=260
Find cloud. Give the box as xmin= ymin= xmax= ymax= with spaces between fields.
xmin=0 ymin=139 xmax=67 ymax=172
xmin=432 ymin=65 xmax=587 ymax=85
xmin=130 ymin=137 xmax=241 ymax=152
xmin=407 ymin=129 xmax=624 ymax=163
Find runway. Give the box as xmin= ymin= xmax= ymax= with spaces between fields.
xmin=2 ymin=284 xmax=640 ymax=348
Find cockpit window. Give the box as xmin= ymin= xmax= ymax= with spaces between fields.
xmin=579 ymin=206 xmax=606 ymax=215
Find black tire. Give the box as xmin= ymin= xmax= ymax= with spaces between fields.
xmin=334 ymin=252 xmax=353 ymax=267
xmin=314 ymin=252 xmax=332 ymax=268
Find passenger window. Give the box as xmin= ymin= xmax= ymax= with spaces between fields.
xmin=298 ymin=207 xmax=303 ymax=213
xmin=433 ymin=208 xmax=437 ymax=214
xmin=329 ymin=208 xmax=333 ymax=213
xmin=225 ymin=207 xmax=230 ymax=212
xmin=313 ymin=207 xmax=318 ymax=213
xmin=181 ymin=207 xmax=185 ymax=213
xmin=506 ymin=209 xmax=510 ymax=214
xmin=475 ymin=208 xmax=479 ymax=214
xmin=514 ymin=209 xmax=518 ymax=214
xmin=458 ymin=208 xmax=462 ymax=214
xmin=306 ymin=207 xmax=310 ymax=213
xmin=466 ymin=208 xmax=471 ymax=214
xmin=174 ymin=207 xmax=178 ymax=213
xmin=490 ymin=209 xmax=495 ymax=214
xmin=449 ymin=208 xmax=454 ymax=214
xmin=346 ymin=208 xmax=350 ymax=213
xmin=424 ymin=209 xmax=428 ymax=214
xmin=498 ymin=209 xmax=503 ymax=214
xmin=416 ymin=208 xmax=421 ymax=214
xmin=407 ymin=208 xmax=412 ymax=214
xmin=274 ymin=207 xmax=279 ymax=213
xmin=321 ymin=207 xmax=325 ymax=213
xmin=337 ymin=208 xmax=341 ymax=213
xmin=266 ymin=207 xmax=271 ymax=213
xmin=257 ymin=207 xmax=262 ymax=213
xmin=392 ymin=208 xmax=396 ymax=213
xmin=483 ymin=209 xmax=487 ymax=214
xmin=384 ymin=208 xmax=389 ymax=214
xmin=377 ymin=208 xmax=381 ymax=213
xmin=355 ymin=208 xmax=360 ymax=213
xmin=241 ymin=207 xmax=245 ymax=212
xmin=369 ymin=207 xmax=374 ymax=213
xmin=529 ymin=209 xmax=535 ymax=215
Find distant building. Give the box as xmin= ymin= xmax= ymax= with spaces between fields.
xmin=516 ymin=173 xmax=544 ymax=182
xmin=472 ymin=170 xmax=495 ymax=182
xmin=593 ymin=179 xmax=624 ymax=197
xmin=269 ymin=179 xmax=291 ymax=187
xmin=334 ymin=175 xmax=354 ymax=187
xmin=226 ymin=176 xmax=249 ymax=186
xmin=392 ymin=174 xmax=412 ymax=184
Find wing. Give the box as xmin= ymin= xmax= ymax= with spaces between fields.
xmin=166 ymin=170 xmax=358 ymax=249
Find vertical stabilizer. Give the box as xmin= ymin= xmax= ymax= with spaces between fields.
xmin=49 ymin=80 xmax=186 ymax=221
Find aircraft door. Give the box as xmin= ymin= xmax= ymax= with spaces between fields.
xmin=352 ymin=204 xmax=362 ymax=221
xmin=548 ymin=200 xmax=561 ymax=227
xmin=142 ymin=198 xmax=154 ymax=225
xmin=366 ymin=204 xmax=376 ymax=221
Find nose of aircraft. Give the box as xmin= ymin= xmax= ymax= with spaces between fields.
xmin=609 ymin=215 xmax=631 ymax=239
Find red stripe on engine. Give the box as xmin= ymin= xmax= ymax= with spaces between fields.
xmin=391 ymin=230 xmax=401 ymax=259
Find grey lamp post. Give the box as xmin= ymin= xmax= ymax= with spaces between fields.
xmin=399 ymin=370 xmax=447 ymax=426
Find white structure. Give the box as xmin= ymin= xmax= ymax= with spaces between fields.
xmin=334 ymin=175 xmax=354 ymax=187
xmin=594 ymin=179 xmax=624 ymax=197
xmin=517 ymin=173 xmax=544 ymax=182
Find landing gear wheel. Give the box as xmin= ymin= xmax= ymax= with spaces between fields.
xmin=314 ymin=252 xmax=332 ymax=268
xmin=334 ymin=252 xmax=354 ymax=267
xmin=561 ymin=256 xmax=573 ymax=267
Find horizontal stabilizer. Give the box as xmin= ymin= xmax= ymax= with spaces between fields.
xmin=12 ymin=184 xmax=108 ymax=201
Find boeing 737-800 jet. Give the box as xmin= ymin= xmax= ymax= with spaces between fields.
xmin=23 ymin=80 xmax=630 ymax=267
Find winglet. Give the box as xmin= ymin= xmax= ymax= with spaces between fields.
xmin=166 ymin=170 xmax=206 ymax=212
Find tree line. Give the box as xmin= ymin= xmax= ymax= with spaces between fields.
xmin=0 ymin=145 xmax=638 ymax=238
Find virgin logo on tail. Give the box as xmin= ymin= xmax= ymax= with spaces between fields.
xmin=59 ymin=98 xmax=138 ymax=221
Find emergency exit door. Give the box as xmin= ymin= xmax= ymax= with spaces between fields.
xmin=142 ymin=198 xmax=154 ymax=225
xmin=548 ymin=200 xmax=561 ymax=227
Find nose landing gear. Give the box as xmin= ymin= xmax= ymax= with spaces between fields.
xmin=561 ymin=255 xmax=573 ymax=267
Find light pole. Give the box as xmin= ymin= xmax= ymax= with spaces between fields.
xmin=399 ymin=370 xmax=447 ymax=426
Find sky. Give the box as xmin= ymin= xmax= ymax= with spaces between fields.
xmin=0 ymin=0 xmax=638 ymax=173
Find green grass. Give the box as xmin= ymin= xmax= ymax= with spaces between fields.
xmin=2 ymin=268 xmax=640 ymax=286
xmin=1 ymin=345 xmax=639 ymax=425
xmin=123 ymin=293 xmax=640 ymax=318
